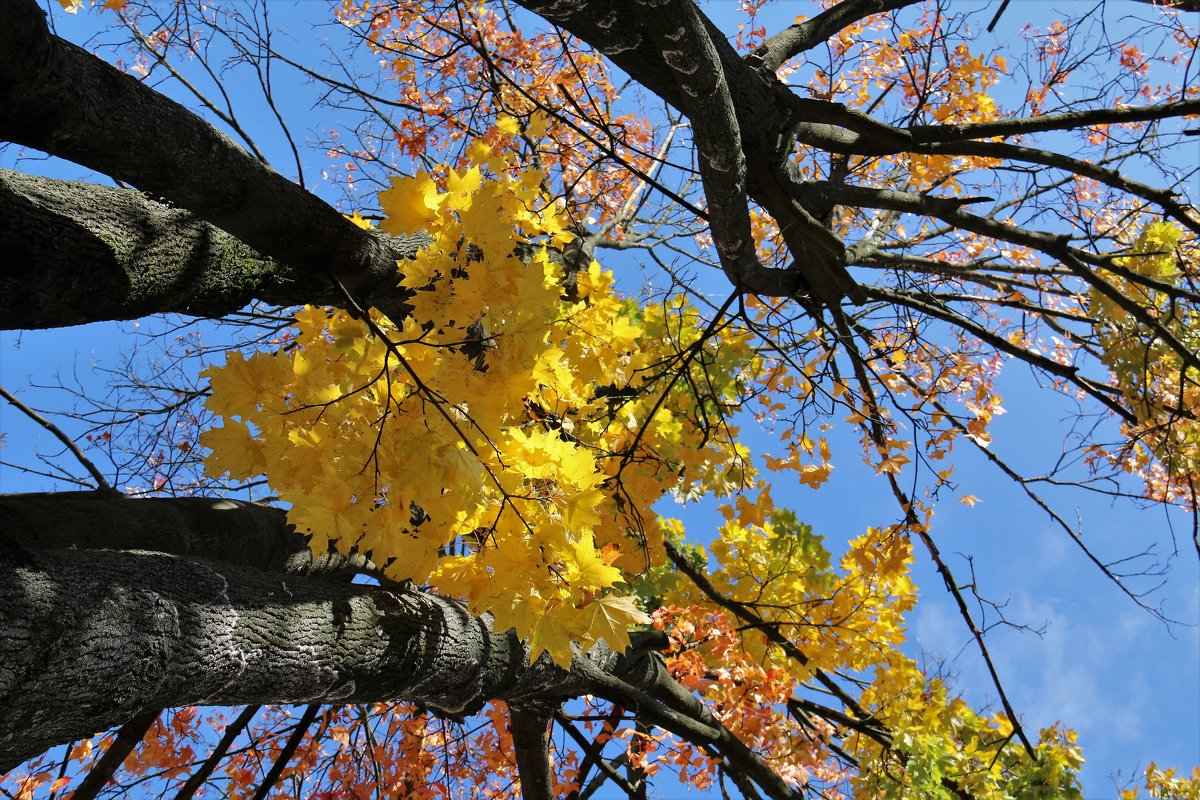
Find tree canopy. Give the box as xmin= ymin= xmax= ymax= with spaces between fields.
xmin=1 ymin=0 xmax=1198 ymax=798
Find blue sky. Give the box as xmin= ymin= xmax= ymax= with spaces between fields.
xmin=1 ymin=1 xmax=1197 ymax=797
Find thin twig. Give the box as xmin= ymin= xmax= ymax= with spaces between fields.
xmin=0 ymin=385 xmax=112 ymax=492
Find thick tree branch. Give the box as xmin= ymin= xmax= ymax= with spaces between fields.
xmin=518 ymin=0 xmax=873 ymax=303
xmin=1 ymin=491 xmax=393 ymax=580
xmin=0 ymin=170 xmax=350 ymax=328
xmin=0 ymin=493 xmax=760 ymax=792
xmin=517 ymin=0 xmax=865 ymax=304
xmin=632 ymin=2 xmax=758 ymax=291
xmin=0 ymin=0 xmax=423 ymax=316
xmin=0 ymin=542 xmax=602 ymax=772
xmin=513 ymin=0 xmax=689 ymax=112
xmin=0 ymin=492 xmax=307 ymax=571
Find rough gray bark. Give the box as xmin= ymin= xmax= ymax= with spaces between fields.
xmin=0 ymin=493 xmax=611 ymax=774
xmin=753 ymin=0 xmax=922 ymax=72
xmin=1 ymin=546 xmax=543 ymax=771
xmin=0 ymin=492 xmax=304 ymax=569
xmin=0 ymin=170 xmax=351 ymax=328
xmin=0 ymin=0 xmax=424 ymax=320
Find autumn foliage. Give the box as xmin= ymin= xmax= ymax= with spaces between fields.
xmin=5 ymin=0 xmax=1200 ymax=799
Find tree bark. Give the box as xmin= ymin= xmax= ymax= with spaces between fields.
xmin=0 ymin=493 xmax=626 ymax=774
xmin=0 ymin=170 xmax=363 ymax=328
xmin=0 ymin=493 xmax=787 ymax=795
xmin=0 ymin=0 xmax=425 ymax=321
xmin=514 ymin=0 xmax=867 ymax=305
xmin=0 ymin=492 xmax=305 ymax=569
xmin=509 ymin=703 xmax=556 ymax=800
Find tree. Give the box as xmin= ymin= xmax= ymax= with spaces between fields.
xmin=1 ymin=0 xmax=1198 ymax=797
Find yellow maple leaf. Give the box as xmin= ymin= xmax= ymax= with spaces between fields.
xmin=734 ymin=485 xmax=774 ymax=527
xmin=875 ymin=453 xmax=910 ymax=475
xmin=289 ymin=480 xmax=370 ymax=541
xmin=495 ymin=114 xmax=521 ymax=135
xmin=457 ymin=184 xmax=516 ymax=256
xmin=556 ymin=443 xmax=603 ymax=492
xmin=488 ymin=590 xmax=545 ymax=642
xmin=202 ymin=350 xmax=281 ymax=416
xmin=200 ymin=419 xmax=265 ymax=480
xmin=798 ymin=463 xmax=832 ymax=489
xmin=583 ymin=594 xmax=650 ymax=654
xmin=526 ymin=112 xmax=550 ymax=138
xmin=445 ymin=165 xmax=482 ymax=209
xmin=610 ymin=315 xmax=641 ymax=353
xmin=430 ymin=554 xmax=488 ymax=601
xmin=563 ymin=487 xmax=604 ymax=532
xmin=563 ymin=536 xmax=622 ymax=591
xmin=466 ymin=139 xmax=506 ymax=173
xmin=377 ymin=172 xmax=442 ymax=235
xmin=529 ymin=610 xmax=579 ymax=667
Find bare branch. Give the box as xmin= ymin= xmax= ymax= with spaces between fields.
xmin=910 ymin=98 xmax=1200 ymax=144
xmin=0 ymin=386 xmax=112 ymax=491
